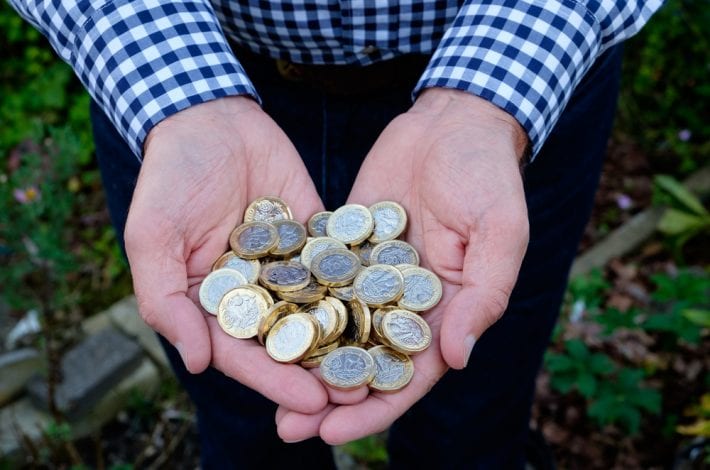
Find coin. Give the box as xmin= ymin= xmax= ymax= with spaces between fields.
xmin=328 ymin=285 xmax=355 ymax=302
xmin=369 ymin=240 xmax=420 ymax=266
xmin=380 ymin=309 xmax=432 ymax=354
xmin=301 ymin=353 xmax=327 ymax=369
xmin=398 ymin=266 xmax=443 ymax=312
xmin=351 ymin=240 xmax=374 ymax=266
xmin=217 ymin=287 xmax=269 ymax=339
xmin=320 ymin=346 xmax=376 ymax=390
xmin=324 ymin=296 xmax=348 ymax=339
xmin=367 ymin=345 xmax=415 ymax=392
xmin=198 ymin=268 xmax=248 ymax=315
xmin=229 ymin=222 xmax=279 ymax=259
xmin=259 ymin=260 xmax=311 ymax=292
xmin=326 ymin=204 xmax=374 ymax=245
xmin=371 ymin=306 xmax=398 ymax=344
xmin=276 ymin=278 xmax=327 ymax=303
xmin=345 ymin=298 xmax=371 ymax=344
xmin=243 ymin=284 xmax=275 ymax=309
xmin=302 ymin=300 xmax=338 ymax=345
xmin=257 ymin=300 xmax=298 ymax=345
xmin=300 ymin=237 xmax=348 ymax=269
xmin=307 ymin=211 xmax=332 ymax=237
xmin=311 ymin=248 xmax=361 ymax=287
xmin=270 ymin=220 xmax=307 ymax=257
xmin=266 ymin=312 xmax=318 ymax=363
xmin=309 ymin=340 xmax=339 ymax=358
xmin=243 ymin=196 xmax=293 ymax=223
xmin=368 ymin=201 xmax=407 ymax=243
xmin=212 ymin=251 xmax=261 ymax=283
xmin=353 ymin=264 xmax=405 ymax=307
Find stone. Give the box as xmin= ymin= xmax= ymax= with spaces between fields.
xmin=26 ymin=328 xmax=143 ymax=419
xmin=0 ymin=348 xmax=42 ymax=406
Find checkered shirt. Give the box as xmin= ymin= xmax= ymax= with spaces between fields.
xmin=10 ymin=0 xmax=662 ymax=159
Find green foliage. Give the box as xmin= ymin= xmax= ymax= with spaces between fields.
xmin=545 ymin=339 xmax=615 ymax=398
xmin=654 ymin=175 xmax=710 ymax=256
xmin=594 ymin=307 xmax=641 ymax=336
xmin=567 ymin=268 xmax=610 ymax=312
xmin=341 ymin=435 xmax=388 ymax=467
xmin=44 ymin=420 xmax=73 ymax=443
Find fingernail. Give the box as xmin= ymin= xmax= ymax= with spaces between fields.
xmin=463 ymin=335 xmax=476 ymax=367
xmin=176 ymin=342 xmax=189 ymax=369
xmin=283 ymin=438 xmax=307 ymax=444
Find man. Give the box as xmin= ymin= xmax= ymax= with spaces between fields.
xmin=11 ymin=0 xmax=662 ymax=467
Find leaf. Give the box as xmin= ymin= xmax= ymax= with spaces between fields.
xmin=655 ymin=174 xmax=709 ymax=216
xmin=577 ymin=373 xmax=598 ymax=398
xmin=545 ymin=353 xmax=575 ymax=372
xmin=589 ymin=353 xmax=616 ymax=375
xmin=550 ymin=374 xmax=576 ymax=394
xmin=658 ymin=208 xmax=709 ymax=235
xmin=676 ymin=419 xmax=710 ymax=438
xmin=565 ymin=339 xmax=589 ymax=360
xmin=682 ymin=309 xmax=710 ymax=328
xmin=633 ymin=388 xmax=662 ymax=414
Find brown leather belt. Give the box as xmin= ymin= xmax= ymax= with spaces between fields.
xmin=231 ymin=43 xmax=431 ymax=96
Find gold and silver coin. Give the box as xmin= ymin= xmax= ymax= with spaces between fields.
xmin=328 ymin=285 xmax=355 ymax=302
xmin=229 ymin=222 xmax=279 ymax=259
xmin=299 ymin=236 xmax=348 ymax=269
xmin=302 ymin=300 xmax=339 ymax=345
xmin=211 ymin=251 xmax=261 ymax=283
xmin=307 ymin=211 xmax=332 ymax=237
xmin=259 ymin=260 xmax=311 ymax=292
xmin=243 ymin=283 xmax=275 ymax=309
xmin=266 ymin=312 xmax=318 ymax=363
xmin=371 ymin=306 xmax=398 ymax=344
xmin=324 ymin=296 xmax=348 ymax=339
xmin=398 ymin=266 xmax=443 ymax=312
xmin=352 ymin=240 xmax=374 ymax=266
xmin=345 ymin=298 xmax=371 ymax=344
xmin=270 ymin=219 xmax=307 ymax=257
xmin=257 ymin=300 xmax=298 ymax=345
xmin=217 ymin=287 xmax=269 ymax=339
xmin=311 ymin=248 xmax=361 ymax=287
xmin=320 ymin=346 xmax=376 ymax=390
xmin=370 ymin=240 xmax=420 ymax=266
xmin=301 ymin=353 xmax=327 ymax=369
xmin=326 ymin=204 xmax=374 ymax=245
xmin=353 ymin=264 xmax=405 ymax=307
xmin=243 ymin=196 xmax=293 ymax=223
xmin=276 ymin=278 xmax=327 ymax=303
xmin=380 ymin=309 xmax=432 ymax=354
xmin=368 ymin=201 xmax=407 ymax=243
xmin=198 ymin=268 xmax=248 ymax=314
xmin=367 ymin=345 xmax=414 ymax=392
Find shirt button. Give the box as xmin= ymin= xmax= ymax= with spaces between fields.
xmin=361 ymin=45 xmax=378 ymax=55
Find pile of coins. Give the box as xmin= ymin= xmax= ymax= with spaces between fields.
xmin=199 ymin=196 xmax=442 ymax=392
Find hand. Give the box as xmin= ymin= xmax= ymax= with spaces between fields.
xmin=275 ymin=89 xmax=530 ymax=443
xmin=124 ymin=96 xmax=328 ymax=414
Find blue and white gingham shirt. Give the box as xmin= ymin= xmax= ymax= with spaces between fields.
xmin=10 ymin=0 xmax=662 ymax=159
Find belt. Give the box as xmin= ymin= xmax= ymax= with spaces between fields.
xmin=230 ymin=43 xmax=430 ymax=96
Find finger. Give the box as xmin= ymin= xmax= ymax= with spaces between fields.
xmin=275 ymin=404 xmax=336 ymax=443
xmin=207 ymin=317 xmax=329 ymax=414
xmin=309 ymin=369 xmax=370 ymax=405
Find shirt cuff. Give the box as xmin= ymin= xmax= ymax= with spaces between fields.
xmin=72 ymin=0 xmax=259 ymax=159
xmin=414 ymin=0 xmax=604 ymax=158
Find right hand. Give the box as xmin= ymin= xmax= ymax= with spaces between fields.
xmin=124 ymin=96 xmax=328 ymax=414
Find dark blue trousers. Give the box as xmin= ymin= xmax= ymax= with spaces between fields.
xmin=91 ymin=45 xmax=623 ymax=469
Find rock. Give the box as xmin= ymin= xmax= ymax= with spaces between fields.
xmin=26 ymin=328 xmax=143 ymax=419
xmin=0 ymin=348 xmax=42 ymax=406
xmin=81 ymin=310 xmax=112 ymax=336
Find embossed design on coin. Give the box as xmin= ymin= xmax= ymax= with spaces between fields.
xmin=368 ymin=345 xmax=414 ymax=392
xmin=244 ymin=196 xmax=292 ymax=223
xmin=311 ymin=248 xmax=361 ymax=287
xmin=369 ymin=201 xmax=407 ymax=243
xmin=198 ymin=268 xmax=248 ymax=314
xmin=320 ymin=346 xmax=375 ymax=390
xmin=212 ymin=251 xmax=261 ymax=283
xmin=328 ymin=285 xmax=355 ymax=302
xmin=381 ymin=309 xmax=431 ymax=354
xmin=398 ymin=266 xmax=443 ymax=312
xmin=217 ymin=287 xmax=268 ymax=339
xmin=303 ymin=300 xmax=338 ymax=345
xmin=270 ymin=220 xmax=307 ymax=257
xmin=259 ymin=261 xmax=311 ymax=292
xmin=257 ymin=301 xmax=298 ymax=345
xmin=266 ymin=313 xmax=316 ymax=363
xmin=307 ymin=211 xmax=332 ymax=237
xmin=353 ymin=265 xmax=404 ymax=307
xmin=370 ymin=240 xmax=420 ymax=266
xmin=230 ymin=222 xmax=279 ymax=259
xmin=299 ymin=237 xmax=348 ymax=269
xmin=326 ymin=204 xmax=374 ymax=245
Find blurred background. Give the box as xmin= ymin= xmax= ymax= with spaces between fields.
xmin=0 ymin=0 xmax=708 ymax=468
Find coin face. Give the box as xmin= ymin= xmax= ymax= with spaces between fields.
xmin=324 ymin=296 xmax=348 ymax=339
xmin=380 ymin=309 xmax=432 ymax=354
xmin=198 ymin=268 xmax=248 ymax=314
xmin=328 ymin=285 xmax=355 ymax=302
xmin=212 ymin=251 xmax=261 ymax=283
xmin=345 ymin=298 xmax=371 ymax=344
xmin=326 ymin=204 xmax=374 ymax=245
xmin=353 ymin=265 xmax=405 ymax=307
xmin=311 ymin=248 xmax=361 ymax=287
xmin=320 ymin=346 xmax=376 ymax=390
xmin=259 ymin=260 xmax=311 ymax=292
xmin=229 ymin=222 xmax=279 ymax=259
xmin=270 ymin=220 xmax=307 ymax=257
xmin=300 ymin=237 xmax=348 ymax=269
xmin=217 ymin=287 xmax=269 ymax=339
xmin=243 ymin=196 xmax=293 ymax=223
xmin=352 ymin=241 xmax=374 ymax=266
xmin=307 ymin=211 xmax=332 ymax=237
xmin=368 ymin=345 xmax=414 ymax=392
xmin=302 ymin=300 xmax=338 ymax=345
xmin=257 ymin=300 xmax=298 ymax=345
xmin=370 ymin=240 xmax=420 ymax=266
xmin=368 ymin=201 xmax=407 ymax=243
xmin=277 ymin=278 xmax=327 ymax=303
xmin=371 ymin=306 xmax=398 ymax=344
xmin=266 ymin=312 xmax=317 ymax=363
xmin=398 ymin=266 xmax=443 ymax=312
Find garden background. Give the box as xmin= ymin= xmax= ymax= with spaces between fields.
xmin=0 ymin=0 xmax=708 ymax=467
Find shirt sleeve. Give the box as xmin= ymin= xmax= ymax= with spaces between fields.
xmin=8 ymin=0 xmax=259 ymax=159
xmin=414 ymin=0 xmax=664 ymax=158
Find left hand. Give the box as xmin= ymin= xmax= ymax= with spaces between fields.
xmin=274 ymin=88 xmax=531 ymax=444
